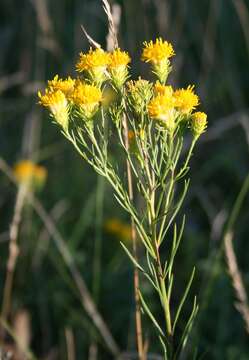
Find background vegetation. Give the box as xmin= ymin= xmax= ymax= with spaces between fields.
xmin=0 ymin=0 xmax=249 ymax=359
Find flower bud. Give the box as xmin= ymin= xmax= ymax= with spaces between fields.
xmin=190 ymin=111 xmax=207 ymax=137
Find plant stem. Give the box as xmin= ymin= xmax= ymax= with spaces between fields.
xmin=123 ymin=114 xmax=145 ymax=360
xmin=148 ymin=152 xmax=173 ymax=357
xmin=1 ymin=182 xmax=27 ymax=339
xmin=155 ymin=245 xmax=172 ymax=337
xmin=89 ymin=176 xmax=105 ymax=359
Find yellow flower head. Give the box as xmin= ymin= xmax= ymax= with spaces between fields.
xmin=174 ymin=85 xmax=199 ymax=114
xmin=154 ymin=81 xmax=173 ymax=97
xmin=48 ymin=75 xmax=75 ymax=95
xmin=142 ymin=38 xmax=175 ymax=64
xmin=70 ymin=81 xmax=102 ymax=118
xmin=108 ymin=49 xmax=131 ymax=88
xmin=76 ymin=48 xmax=110 ymax=72
xmin=38 ymin=89 xmax=69 ymax=130
xmin=148 ymin=94 xmax=175 ymax=118
xmin=191 ymin=111 xmax=207 ymax=137
xmin=108 ymin=48 xmax=131 ymax=68
xmin=70 ymin=81 xmax=102 ymax=105
xmin=76 ymin=48 xmax=110 ymax=85
xmin=14 ymin=160 xmax=47 ymax=189
xmin=148 ymin=94 xmax=176 ymax=132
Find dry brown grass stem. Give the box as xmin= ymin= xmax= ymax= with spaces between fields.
xmin=30 ymin=0 xmax=61 ymax=56
xmin=65 ymin=327 xmax=75 ymax=360
xmin=0 ymin=157 xmax=120 ymax=358
xmin=231 ymin=0 xmax=249 ymax=55
xmin=80 ymin=26 xmax=101 ymax=49
xmin=224 ymin=231 xmax=249 ymax=335
xmin=32 ymin=199 xmax=69 ymax=268
xmin=1 ymin=183 xmax=28 ymax=338
xmin=31 ymin=196 xmax=120 ymax=357
xmin=102 ymin=0 xmax=119 ymax=49
xmin=105 ymin=3 xmax=121 ymax=51
xmin=0 ymin=315 xmax=36 ymax=360
xmin=14 ymin=309 xmax=31 ymax=359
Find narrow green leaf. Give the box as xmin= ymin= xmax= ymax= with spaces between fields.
xmin=159 ymin=335 xmax=168 ymax=360
xmin=139 ymin=290 xmax=165 ymax=337
xmin=177 ymin=297 xmax=198 ymax=357
xmin=173 ymin=267 xmax=196 ymax=332
xmin=161 ymin=180 xmax=189 ymax=243
xmin=120 ymin=242 xmax=144 ymax=272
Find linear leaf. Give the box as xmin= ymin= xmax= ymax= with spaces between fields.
xmin=120 ymin=242 xmax=144 ymax=272
xmin=173 ymin=267 xmax=196 ymax=332
xmin=139 ymin=290 xmax=165 ymax=337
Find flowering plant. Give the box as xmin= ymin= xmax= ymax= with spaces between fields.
xmin=38 ymin=38 xmax=207 ymax=359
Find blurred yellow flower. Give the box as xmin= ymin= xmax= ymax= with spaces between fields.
xmin=191 ymin=111 xmax=207 ymax=137
xmin=13 ymin=160 xmax=47 ymax=189
xmin=128 ymin=130 xmax=135 ymax=142
xmin=104 ymin=218 xmax=132 ymax=242
xmin=174 ymin=85 xmax=199 ymax=114
xmin=101 ymin=87 xmax=117 ymax=107
xmin=38 ymin=89 xmax=69 ymax=130
xmin=142 ymin=38 xmax=175 ymax=64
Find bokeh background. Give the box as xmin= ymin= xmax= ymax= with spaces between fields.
xmin=1 ymin=0 xmax=249 ymax=359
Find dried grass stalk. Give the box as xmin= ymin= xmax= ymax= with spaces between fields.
xmin=224 ymin=231 xmax=249 ymax=335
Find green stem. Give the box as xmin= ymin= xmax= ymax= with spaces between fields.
xmin=177 ymin=137 xmax=197 ymax=179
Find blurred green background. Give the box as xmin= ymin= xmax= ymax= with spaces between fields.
xmin=0 ymin=0 xmax=249 ymax=359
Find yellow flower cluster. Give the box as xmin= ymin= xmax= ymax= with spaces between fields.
xmin=75 ymin=48 xmax=130 ymax=87
xmin=148 ymin=81 xmax=206 ymax=135
xmin=14 ymin=160 xmax=47 ymax=189
xmin=38 ymin=38 xmax=207 ymax=137
xmin=76 ymin=48 xmax=130 ymax=71
xmin=38 ymin=75 xmax=103 ymax=127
